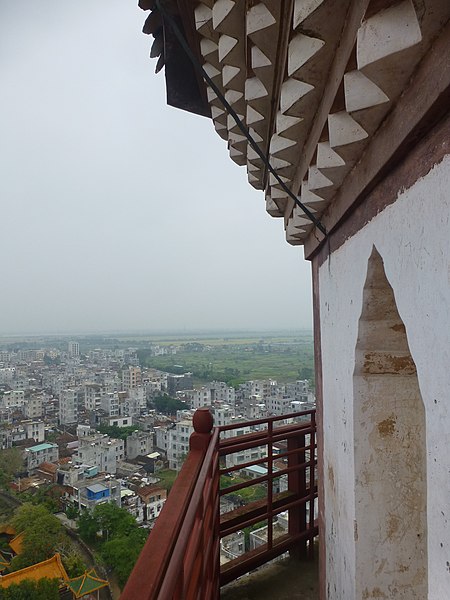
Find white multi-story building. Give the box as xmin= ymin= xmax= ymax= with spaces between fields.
xmin=59 ymin=388 xmax=78 ymax=425
xmin=123 ymin=387 xmax=146 ymax=417
xmin=154 ymin=426 xmax=169 ymax=455
xmin=210 ymin=381 xmax=236 ymax=405
xmin=1 ymin=390 xmax=25 ymax=409
xmin=167 ymin=420 xmax=193 ymax=470
xmin=84 ymin=383 xmax=103 ymax=411
xmin=284 ymin=380 xmax=310 ymax=402
xmin=210 ymin=404 xmax=234 ymax=428
xmin=0 ymin=368 xmax=15 ymax=385
xmin=266 ymin=396 xmax=296 ymax=416
xmin=126 ymin=430 xmax=153 ymax=460
xmin=75 ymin=433 xmax=124 ymax=475
xmin=186 ymin=387 xmax=212 ymax=409
xmin=25 ymin=442 xmax=59 ymax=471
xmin=101 ymin=392 xmax=119 ymax=418
xmin=24 ymin=394 xmax=44 ymax=419
xmin=68 ymin=341 xmax=80 ymax=357
xmin=23 ymin=420 xmax=45 ymax=443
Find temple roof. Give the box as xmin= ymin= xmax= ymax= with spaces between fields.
xmin=66 ymin=568 xmax=108 ymax=598
xmin=0 ymin=553 xmax=68 ymax=589
xmin=9 ymin=531 xmax=24 ymax=555
xmin=140 ymin=0 xmax=450 ymax=254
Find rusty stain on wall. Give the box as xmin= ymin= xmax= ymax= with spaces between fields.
xmin=378 ymin=416 xmax=397 ymax=438
xmin=363 ymin=352 xmax=416 ymax=374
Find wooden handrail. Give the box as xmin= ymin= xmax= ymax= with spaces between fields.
xmin=121 ymin=408 xmax=318 ymax=599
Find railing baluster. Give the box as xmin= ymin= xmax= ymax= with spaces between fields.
xmin=267 ymin=419 xmax=273 ymax=551
xmin=122 ymin=408 xmax=317 ymax=598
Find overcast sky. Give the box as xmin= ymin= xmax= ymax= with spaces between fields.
xmin=0 ymin=1 xmax=312 ymax=335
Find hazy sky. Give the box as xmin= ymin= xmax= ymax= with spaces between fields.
xmin=0 ymin=1 xmax=312 ymax=335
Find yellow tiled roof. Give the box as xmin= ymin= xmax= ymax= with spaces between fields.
xmin=0 ymin=553 xmax=68 ymax=588
xmin=9 ymin=531 xmax=24 ymax=555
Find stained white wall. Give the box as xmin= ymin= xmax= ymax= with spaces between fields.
xmin=319 ymin=155 xmax=450 ymax=599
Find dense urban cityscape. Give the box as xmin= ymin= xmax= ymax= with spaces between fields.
xmin=0 ymin=334 xmax=315 ymax=598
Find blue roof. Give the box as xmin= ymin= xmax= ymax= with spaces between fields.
xmin=245 ymin=465 xmax=267 ymax=475
xmin=27 ymin=443 xmax=56 ymax=453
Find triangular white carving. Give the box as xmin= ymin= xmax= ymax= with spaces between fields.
xmin=316 ymin=142 xmax=346 ymax=169
xmin=222 ymin=65 xmax=240 ymax=87
xmin=276 ymin=113 xmax=303 ymax=135
xmin=344 ymin=70 xmax=390 ymax=112
xmin=218 ymin=34 xmax=238 ymax=62
xmin=308 ymin=165 xmax=333 ymax=190
xmin=195 ymin=4 xmax=212 ymax=31
xmin=251 ymin=46 xmax=271 ymax=70
xmin=357 ymin=0 xmax=422 ymax=69
xmin=288 ymin=33 xmax=325 ymax=77
xmin=246 ymin=105 xmax=264 ymax=124
xmin=245 ymin=77 xmax=268 ymax=101
xmin=280 ymin=79 xmax=314 ymax=114
xmin=247 ymin=3 xmax=276 ymax=35
xmin=328 ymin=111 xmax=368 ymax=148
xmin=212 ymin=0 xmax=236 ymax=29
xmin=293 ymin=0 xmax=324 ymax=29
xmin=200 ymin=39 xmax=218 ymax=59
xmin=269 ymin=134 xmax=296 ymax=155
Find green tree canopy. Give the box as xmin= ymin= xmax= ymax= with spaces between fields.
xmin=101 ymin=528 xmax=147 ymax=587
xmin=153 ymin=394 xmax=186 ymax=415
xmin=9 ymin=504 xmax=66 ymax=571
xmin=77 ymin=503 xmax=148 ymax=587
xmin=0 ymin=578 xmax=59 ymax=600
xmin=0 ymin=448 xmax=23 ymax=486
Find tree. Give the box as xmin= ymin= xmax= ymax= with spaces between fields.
xmin=78 ymin=503 xmax=137 ymax=545
xmin=97 ymin=424 xmax=136 ymax=441
xmin=101 ymin=528 xmax=148 ymax=587
xmin=62 ymin=552 xmax=86 ymax=578
xmin=153 ymin=394 xmax=186 ymax=415
xmin=0 ymin=578 xmax=59 ymax=600
xmin=77 ymin=503 xmax=148 ymax=586
xmin=9 ymin=504 xmax=66 ymax=571
xmin=93 ymin=502 xmax=136 ymax=541
xmin=0 ymin=448 xmax=23 ymax=486
xmin=77 ymin=510 xmax=99 ymax=544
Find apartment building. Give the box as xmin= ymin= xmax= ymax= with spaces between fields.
xmin=59 ymin=388 xmax=78 ymax=425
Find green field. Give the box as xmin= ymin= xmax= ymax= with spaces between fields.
xmin=138 ymin=333 xmax=314 ymax=386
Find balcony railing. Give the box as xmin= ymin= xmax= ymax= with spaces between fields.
xmin=121 ymin=407 xmax=318 ymax=600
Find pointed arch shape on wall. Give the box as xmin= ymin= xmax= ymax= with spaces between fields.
xmin=353 ymin=246 xmax=428 ymax=599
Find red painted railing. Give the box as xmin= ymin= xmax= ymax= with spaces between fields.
xmin=218 ymin=409 xmax=317 ymax=585
xmin=121 ymin=408 xmax=220 ymax=600
xmin=121 ymin=408 xmax=317 ymax=599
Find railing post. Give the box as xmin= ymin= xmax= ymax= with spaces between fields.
xmin=287 ymin=431 xmax=307 ymax=559
xmin=191 ymin=407 xmax=214 ymax=452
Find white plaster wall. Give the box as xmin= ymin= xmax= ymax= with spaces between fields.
xmin=319 ymin=155 xmax=450 ymax=599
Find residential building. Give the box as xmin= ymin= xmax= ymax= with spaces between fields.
xmin=126 ymin=430 xmax=153 ymax=460
xmin=68 ymin=341 xmax=80 ymax=357
xmin=186 ymin=387 xmax=211 ymax=409
xmin=136 ymin=486 xmax=167 ymax=523
xmin=122 ymin=366 xmax=142 ymax=391
xmin=59 ymin=388 xmax=78 ymax=425
xmin=121 ymin=489 xmax=144 ymax=523
xmin=67 ymin=476 xmax=121 ymax=511
xmin=167 ymin=373 xmax=193 ymax=396
xmin=23 ymin=420 xmax=45 ymax=443
xmin=25 ymin=442 xmax=58 ymax=471
xmin=167 ymin=419 xmax=193 ymax=470
xmin=24 ymin=394 xmax=44 ymax=419
xmin=75 ymin=433 xmax=124 ymax=475
xmin=100 ymin=392 xmax=119 ymax=418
